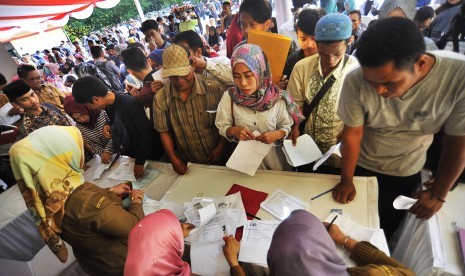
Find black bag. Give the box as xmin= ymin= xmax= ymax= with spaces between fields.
xmin=95 ymin=61 xmax=125 ymax=93
xmin=75 ymin=62 xmax=113 ymax=90
xmin=110 ymin=111 xmax=131 ymax=153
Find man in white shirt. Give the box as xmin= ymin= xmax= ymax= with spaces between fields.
xmin=279 ymin=0 xmax=316 ymax=48
xmin=335 ymin=17 xmax=465 ymax=239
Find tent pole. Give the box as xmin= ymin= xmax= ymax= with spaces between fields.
xmin=133 ymin=0 xmax=145 ymax=21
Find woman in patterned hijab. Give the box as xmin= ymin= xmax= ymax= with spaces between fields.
xmin=9 ymin=125 xmax=86 ymax=262
xmin=10 ymin=125 xmax=144 ymax=275
xmin=215 ymin=44 xmax=303 ymax=171
xmin=228 ymin=44 xmax=304 ymax=125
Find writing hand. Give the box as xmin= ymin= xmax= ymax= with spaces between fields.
xmin=133 ymin=164 xmax=145 ymax=179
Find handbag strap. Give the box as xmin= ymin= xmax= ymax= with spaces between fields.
xmin=299 ymin=55 xmax=349 ymax=133
xmin=230 ymin=95 xmax=235 ymax=126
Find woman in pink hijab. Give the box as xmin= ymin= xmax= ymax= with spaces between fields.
xmin=125 ymin=209 xmax=194 ymax=276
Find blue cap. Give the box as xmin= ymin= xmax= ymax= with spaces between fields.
xmin=315 ymin=13 xmax=352 ymax=42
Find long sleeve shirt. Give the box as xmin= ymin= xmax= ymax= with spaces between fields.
xmin=106 ymin=93 xmax=161 ymax=165
xmin=75 ymin=111 xmax=115 ymax=155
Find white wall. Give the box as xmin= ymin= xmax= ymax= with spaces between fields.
xmin=0 ymin=44 xmax=18 ymax=82
xmin=10 ymin=28 xmax=68 ymax=56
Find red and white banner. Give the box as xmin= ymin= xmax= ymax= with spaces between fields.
xmin=0 ymin=0 xmax=120 ymax=41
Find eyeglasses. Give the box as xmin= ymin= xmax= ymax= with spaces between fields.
xmin=27 ymin=77 xmax=41 ymax=81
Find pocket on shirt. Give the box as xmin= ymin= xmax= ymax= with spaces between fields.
xmin=202 ymin=111 xmax=217 ymax=129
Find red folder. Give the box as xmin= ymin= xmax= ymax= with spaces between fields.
xmin=226 ymin=184 xmax=268 ymax=240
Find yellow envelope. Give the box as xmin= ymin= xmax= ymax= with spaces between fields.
xmin=247 ymin=30 xmax=292 ymax=84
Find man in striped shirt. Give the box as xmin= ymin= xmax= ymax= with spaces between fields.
xmin=153 ymin=44 xmax=227 ymax=175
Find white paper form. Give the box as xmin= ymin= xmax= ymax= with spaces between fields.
xmin=282 ymin=134 xmax=323 ymax=167
xmin=323 ymin=213 xmax=390 ymax=267
xmin=0 ymin=103 xmax=20 ymax=125
xmin=151 ymin=69 xmax=171 ymax=85
xmin=107 ymin=159 xmax=148 ymax=181
xmin=89 ymin=154 xmax=118 ymax=180
xmin=313 ymin=142 xmax=341 ymax=171
xmin=393 ymin=195 xmax=417 ymax=210
xmin=191 ymin=241 xmax=230 ymax=276
xmin=226 ymin=131 xmax=273 ymax=176
xmin=191 ymin=211 xmax=227 ymax=246
xmin=260 ymin=189 xmax=309 ymax=220
xmin=239 ymin=220 xmax=281 ymax=266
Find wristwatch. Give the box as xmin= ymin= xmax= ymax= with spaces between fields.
xmin=131 ymin=195 xmax=143 ymax=204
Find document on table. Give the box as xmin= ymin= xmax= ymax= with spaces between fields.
xmin=238 ymin=220 xmax=281 ymax=266
xmin=282 ymin=134 xmax=323 ymax=167
xmin=90 ymin=154 xmax=118 ymax=180
xmin=313 ymin=142 xmax=341 ymax=171
xmin=0 ymin=103 xmax=20 ymax=125
xmin=393 ymin=195 xmax=417 ymax=210
xmin=191 ymin=241 xmax=230 ymax=276
xmin=260 ymin=189 xmax=309 ymax=220
xmin=132 ymin=164 xmax=162 ymax=190
xmin=107 ymin=159 xmax=148 ymax=181
xmin=188 ymin=193 xmax=248 ymax=276
xmin=226 ymin=131 xmax=273 ymax=176
xmin=324 ymin=212 xmax=390 ymax=267
xmin=186 ymin=192 xmax=247 ymax=237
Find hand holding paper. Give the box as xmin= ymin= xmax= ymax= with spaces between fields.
xmin=282 ymin=134 xmax=323 ymax=167
xmin=313 ymin=142 xmax=341 ymax=171
xmin=226 ymin=131 xmax=273 ymax=176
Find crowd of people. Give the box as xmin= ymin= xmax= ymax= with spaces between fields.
xmin=1 ymin=0 xmax=465 ymax=275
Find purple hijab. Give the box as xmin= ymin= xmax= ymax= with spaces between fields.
xmin=267 ymin=210 xmax=348 ymax=276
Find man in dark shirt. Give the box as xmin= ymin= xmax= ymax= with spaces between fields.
xmin=72 ymin=76 xmax=164 ymax=179
xmin=121 ymin=46 xmax=160 ymax=123
xmin=106 ymin=44 xmax=122 ymax=68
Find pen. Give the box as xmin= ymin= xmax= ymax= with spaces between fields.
xmin=311 ymin=188 xmax=334 ymax=200
xmin=108 ymin=153 xmax=121 ymax=169
xmin=326 ymin=215 xmax=337 ymax=232
xmin=246 ymin=212 xmax=261 ymax=220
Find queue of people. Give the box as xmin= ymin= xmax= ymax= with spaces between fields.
xmin=1 ymin=0 xmax=464 ymax=275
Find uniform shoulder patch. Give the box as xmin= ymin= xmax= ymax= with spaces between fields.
xmin=96 ymin=196 xmax=106 ymax=208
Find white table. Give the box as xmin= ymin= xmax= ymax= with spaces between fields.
xmin=162 ymin=163 xmax=380 ymax=228
xmin=393 ymin=173 xmax=465 ymax=275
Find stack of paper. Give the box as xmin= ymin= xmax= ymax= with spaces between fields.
xmin=226 ymin=131 xmax=272 ymax=176
xmin=282 ymin=134 xmax=323 ymax=167
xmin=324 ymin=213 xmax=390 ymax=267
xmin=187 ymin=193 xmax=248 ymax=276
